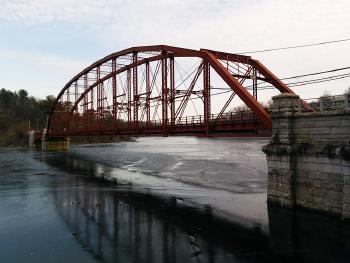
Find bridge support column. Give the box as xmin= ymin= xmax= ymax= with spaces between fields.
xmin=263 ymin=93 xmax=299 ymax=208
xmin=263 ymin=93 xmax=350 ymax=219
xmin=42 ymin=136 xmax=70 ymax=151
xmin=161 ymin=56 xmax=168 ymax=136
xmin=203 ymin=62 xmax=211 ymax=135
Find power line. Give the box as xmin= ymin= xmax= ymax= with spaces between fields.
xmin=184 ymin=71 xmax=350 ymax=103
xmin=257 ymin=73 xmax=350 ymax=90
xmin=282 ymin=72 xmax=350 ymax=86
xmin=245 ymin=66 xmax=350 ymax=89
xmin=280 ymin=66 xmax=350 ymax=80
xmin=289 ymin=74 xmax=350 ymax=87
xmin=210 ymin=69 xmax=350 ymax=92
xmin=239 ymin=37 xmax=350 ymax=54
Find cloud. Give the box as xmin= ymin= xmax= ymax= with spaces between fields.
xmin=0 ymin=0 xmax=241 ymax=28
xmin=99 ymin=0 xmax=350 ymax=50
xmin=0 ymin=0 xmax=115 ymax=26
xmin=0 ymin=49 xmax=87 ymax=74
xmin=0 ymin=0 xmax=350 ymax=100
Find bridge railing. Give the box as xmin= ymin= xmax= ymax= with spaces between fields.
xmin=210 ymin=110 xmax=263 ymax=125
xmin=59 ymin=108 xmax=268 ymax=136
xmin=302 ymin=93 xmax=350 ymax=112
xmin=136 ymin=110 xmax=263 ymax=129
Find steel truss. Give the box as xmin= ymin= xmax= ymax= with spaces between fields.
xmin=47 ymin=45 xmax=310 ymax=137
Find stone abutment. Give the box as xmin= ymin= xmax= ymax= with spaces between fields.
xmin=263 ymin=93 xmax=350 ymax=219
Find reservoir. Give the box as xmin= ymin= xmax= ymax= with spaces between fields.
xmin=1 ymin=137 xmax=349 ymax=262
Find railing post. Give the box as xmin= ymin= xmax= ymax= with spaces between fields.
xmin=345 ymin=92 xmax=350 ymax=110
xmin=298 ymin=99 xmax=302 ymax=112
xmin=320 ymin=97 xmax=324 ymax=112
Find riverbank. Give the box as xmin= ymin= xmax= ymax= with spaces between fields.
xmin=0 ymin=132 xmax=134 ymax=148
xmin=69 ymin=135 xmax=134 ymax=144
xmin=0 ymin=131 xmax=28 ymax=148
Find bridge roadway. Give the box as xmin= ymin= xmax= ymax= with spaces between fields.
xmin=66 ymin=111 xmax=269 ymax=137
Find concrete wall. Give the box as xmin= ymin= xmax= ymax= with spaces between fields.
xmin=42 ymin=137 xmax=70 ymax=151
xmin=263 ymin=93 xmax=350 ymax=219
xmin=28 ymin=130 xmax=35 ymax=148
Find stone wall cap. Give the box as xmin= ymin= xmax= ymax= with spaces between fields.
xmin=272 ymin=93 xmax=300 ymax=100
xmin=295 ymin=109 xmax=349 ymax=118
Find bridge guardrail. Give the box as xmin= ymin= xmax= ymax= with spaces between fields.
xmin=302 ymin=93 xmax=350 ymax=112
xmin=64 ymin=109 xmax=265 ymax=135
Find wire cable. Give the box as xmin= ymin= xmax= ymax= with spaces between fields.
xmin=238 ymin=37 xmax=350 ymax=54
xmin=256 ymin=72 xmax=350 ymax=90
xmin=280 ymin=66 xmax=350 ymax=80
xmin=208 ymin=71 xmax=350 ymax=92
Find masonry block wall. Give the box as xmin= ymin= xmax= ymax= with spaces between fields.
xmin=42 ymin=137 xmax=70 ymax=151
xmin=263 ymin=93 xmax=350 ymax=219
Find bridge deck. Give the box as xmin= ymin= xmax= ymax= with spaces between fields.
xmin=51 ymin=111 xmax=271 ymax=137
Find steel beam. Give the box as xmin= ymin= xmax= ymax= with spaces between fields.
xmin=133 ymin=52 xmax=138 ymax=132
xmin=175 ymin=62 xmax=204 ymax=121
xmin=169 ymin=56 xmax=175 ymax=128
xmin=203 ymin=62 xmax=211 ymax=134
xmin=127 ymin=69 xmax=132 ymax=130
xmin=161 ymin=55 xmax=168 ymax=136
xmin=112 ymin=58 xmax=117 ymax=130
xmin=252 ymin=60 xmax=312 ymax=111
xmin=252 ymin=68 xmax=257 ymax=100
xmin=202 ymin=50 xmax=272 ymax=128
xmin=146 ymin=62 xmax=151 ymax=127
xmin=48 ymin=45 xmax=312 ymax=137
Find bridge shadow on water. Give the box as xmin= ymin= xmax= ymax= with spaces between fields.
xmin=39 ymin=151 xmax=350 ymax=263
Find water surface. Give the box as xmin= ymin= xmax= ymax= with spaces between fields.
xmin=0 ymin=137 xmax=349 ymax=262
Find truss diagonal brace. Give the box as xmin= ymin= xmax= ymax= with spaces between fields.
xmin=175 ymin=61 xmax=204 ymax=121
xmin=251 ymin=60 xmax=313 ymax=112
xmin=202 ymin=50 xmax=272 ymax=128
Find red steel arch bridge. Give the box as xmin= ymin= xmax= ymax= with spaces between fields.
xmin=47 ymin=45 xmax=310 ymax=138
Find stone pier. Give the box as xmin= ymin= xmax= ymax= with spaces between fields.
xmin=42 ymin=136 xmax=70 ymax=151
xmin=263 ymin=93 xmax=350 ymax=219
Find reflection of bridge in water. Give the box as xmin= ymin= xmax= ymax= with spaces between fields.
xmin=41 ymin=152 xmax=350 ymax=263
xmin=48 ymin=153 xmax=269 ymax=262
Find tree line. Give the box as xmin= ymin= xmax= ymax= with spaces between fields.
xmin=0 ymin=88 xmax=56 ymax=146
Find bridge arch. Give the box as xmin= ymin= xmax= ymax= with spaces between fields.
xmin=47 ymin=45 xmax=307 ymax=137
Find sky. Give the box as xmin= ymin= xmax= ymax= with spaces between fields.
xmin=0 ymin=0 xmax=350 ymax=101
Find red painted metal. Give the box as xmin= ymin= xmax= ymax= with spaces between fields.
xmin=47 ymin=45 xmax=311 ymax=138
xmin=175 ymin=62 xmax=204 ymax=121
xmin=170 ymin=56 xmax=175 ymax=128
xmin=215 ymin=66 xmax=252 ymax=121
xmin=112 ymin=58 xmax=117 ymax=130
xmin=203 ymin=61 xmax=210 ymax=134
xmin=127 ymin=69 xmax=132 ymax=130
xmin=252 ymin=60 xmax=312 ymax=111
xmin=146 ymin=61 xmax=151 ymax=127
xmin=133 ymin=52 xmax=138 ymax=131
xmin=202 ymin=50 xmax=272 ymax=128
xmin=161 ymin=54 xmax=168 ymax=136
